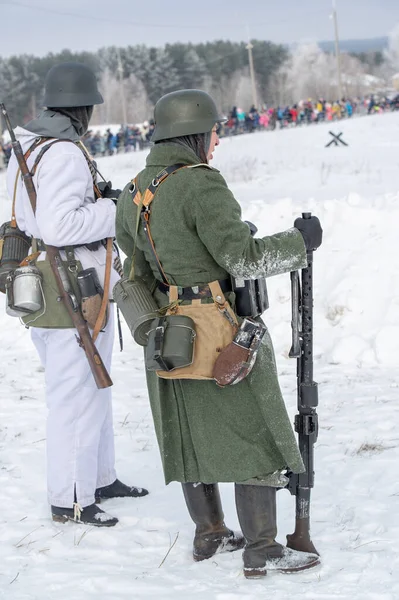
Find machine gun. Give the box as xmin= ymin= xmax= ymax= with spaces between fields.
xmin=286 ymin=212 xmax=319 ymax=555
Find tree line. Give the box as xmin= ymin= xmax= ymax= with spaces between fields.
xmin=0 ymin=36 xmax=397 ymax=127
xmin=0 ymin=41 xmax=288 ymax=126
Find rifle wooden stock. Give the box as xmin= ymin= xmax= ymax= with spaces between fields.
xmin=46 ymin=246 xmax=112 ymax=389
xmin=0 ymin=102 xmax=113 ymax=389
xmin=1 ymin=103 xmax=36 ymax=203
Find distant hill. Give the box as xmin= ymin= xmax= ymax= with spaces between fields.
xmin=319 ymin=37 xmax=388 ymax=54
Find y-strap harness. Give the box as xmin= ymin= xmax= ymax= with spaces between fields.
xmin=14 ymin=138 xmax=104 ymax=271
xmin=14 ymin=137 xmax=113 ymax=341
xmin=129 ymin=163 xmax=231 ymax=301
xmin=130 ymin=164 xmax=185 ymax=286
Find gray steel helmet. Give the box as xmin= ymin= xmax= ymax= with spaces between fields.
xmin=43 ymin=62 xmax=103 ymax=108
xmin=151 ymin=89 xmax=225 ymax=142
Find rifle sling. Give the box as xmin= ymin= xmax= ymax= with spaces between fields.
xmin=129 ymin=163 xmax=189 ymax=285
xmin=11 ymin=138 xmax=49 ymax=229
xmin=13 ymin=136 xmax=112 ymax=336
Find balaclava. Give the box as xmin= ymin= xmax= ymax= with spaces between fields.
xmin=24 ymin=106 xmax=93 ymax=141
xmin=50 ymin=106 xmax=94 ymax=137
xmin=158 ymin=131 xmax=212 ymax=164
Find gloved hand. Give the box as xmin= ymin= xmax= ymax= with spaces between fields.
xmin=294 ymin=215 xmax=323 ymax=251
xmin=244 ymin=220 xmax=258 ymax=236
xmin=97 ymin=180 xmax=122 ymax=204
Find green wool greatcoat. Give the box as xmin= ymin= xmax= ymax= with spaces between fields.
xmin=116 ymin=142 xmax=308 ymax=486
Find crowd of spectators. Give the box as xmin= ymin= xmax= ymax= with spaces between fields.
xmin=81 ymin=120 xmax=155 ymax=157
xmin=1 ymin=94 xmax=399 ymax=168
xmin=220 ymin=95 xmax=398 ymax=135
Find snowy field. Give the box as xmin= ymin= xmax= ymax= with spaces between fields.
xmin=0 ymin=112 xmax=398 ymax=600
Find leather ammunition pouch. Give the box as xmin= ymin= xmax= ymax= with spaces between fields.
xmin=213 ymin=318 xmax=267 ymax=387
xmin=77 ymin=267 xmax=107 ymax=331
xmin=81 ymin=292 xmax=106 ymax=330
xmin=232 ymin=276 xmax=269 ymax=318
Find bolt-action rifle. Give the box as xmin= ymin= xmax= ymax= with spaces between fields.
xmin=0 ymin=103 xmax=112 ymax=390
xmin=286 ymin=211 xmax=319 ymax=555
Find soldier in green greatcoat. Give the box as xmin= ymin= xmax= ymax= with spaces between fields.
xmin=116 ymin=90 xmax=323 ymax=579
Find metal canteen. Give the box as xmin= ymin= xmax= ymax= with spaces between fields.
xmin=145 ymin=314 xmax=196 ymax=371
xmin=0 ymin=221 xmax=31 ymax=293
xmin=113 ymin=278 xmax=159 ymax=346
xmin=6 ymin=265 xmax=43 ymax=317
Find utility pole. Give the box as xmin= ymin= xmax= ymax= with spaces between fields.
xmin=31 ymin=93 xmax=37 ymax=120
xmin=116 ymin=47 xmax=128 ymax=125
xmin=246 ymin=26 xmax=258 ymax=109
xmin=332 ymin=0 xmax=343 ymax=100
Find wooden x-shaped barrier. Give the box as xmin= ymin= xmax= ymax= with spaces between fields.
xmin=326 ymin=131 xmax=348 ymax=147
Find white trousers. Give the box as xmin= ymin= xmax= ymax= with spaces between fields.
xmin=31 ymin=307 xmax=117 ymax=508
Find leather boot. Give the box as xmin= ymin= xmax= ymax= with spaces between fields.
xmin=95 ymin=479 xmax=149 ymax=503
xmin=235 ymin=484 xmax=320 ymax=579
xmin=182 ymin=482 xmax=245 ymax=561
xmin=51 ymin=503 xmax=118 ymax=527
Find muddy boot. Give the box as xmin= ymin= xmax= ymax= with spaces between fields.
xmin=95 ymin=479 xmax=149 ymax=503
xmin=235 ymin=484 xmax=319 ymax=579
xmin=182 ymin=482 xmax=245 ymax=561
xmin=51 ymin=502 xmax=118 ymax=527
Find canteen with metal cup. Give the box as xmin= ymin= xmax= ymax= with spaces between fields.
xmin=145 ymin=314 xmax=196 ymax=372
xmin=112 ymin=278 xmax=159 ymax=346
xmin=0 ymin=221 xmax=31 ymax=293
xmin=6 ymin=265 xmax=44 ymax=317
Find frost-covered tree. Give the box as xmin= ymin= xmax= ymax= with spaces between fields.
xmin=99 ymin=45 xmax=180 ymax=107
xmin=166 ymin=44 xmax=207 ymax=90
xmin=0 ymin=55 xmax=41 ymax=124
xmin=387 ymin=24 xmax=399 ymax=70
xmin=267 ymin=62 xmax=292 ymax=107
xmin=92 ymin=68 xmax=152 ymax=125
xmin=252 ymin=40 xmax=289 ymax=102
xmin=268 ymin=43 xmax=371 ymax=106
xmin=290 ymin=43 xmax=337 ymax=102
xmin=144 ymin=47 xmax=180 ymax=105
xmin=0 ymin=39 xmax=316 ymax=125
xmin=339 ymin=53 xmax=368 ymax=98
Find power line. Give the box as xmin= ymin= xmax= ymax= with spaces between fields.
xmin=1 ymin=0 xmax=211 ymax=30
xmin=2 ymin=1 xmax=332 ymax=34
xmin=116 ymin=47 xmax=127 ymax=125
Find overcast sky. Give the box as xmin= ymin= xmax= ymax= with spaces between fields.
xmin=1 ymin=0 xmax=399 ymax=57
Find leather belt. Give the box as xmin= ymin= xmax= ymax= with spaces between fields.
xmin=157 ymin=278 xmax=232 ymax=301
xmin=35 ymin=239 xmax=103 ymax=252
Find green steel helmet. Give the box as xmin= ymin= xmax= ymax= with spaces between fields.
xmin=43 ymin=62 xmax=103 ymax=108
xmin=151 ymin=89 xmax=225 ymax=142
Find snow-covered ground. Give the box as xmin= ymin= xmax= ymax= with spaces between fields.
xmin=0 ymin=112 xmax=398 ymax=600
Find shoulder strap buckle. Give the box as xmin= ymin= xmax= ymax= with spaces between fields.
xmin=130 ymin=163 xmax=189 ymax=286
